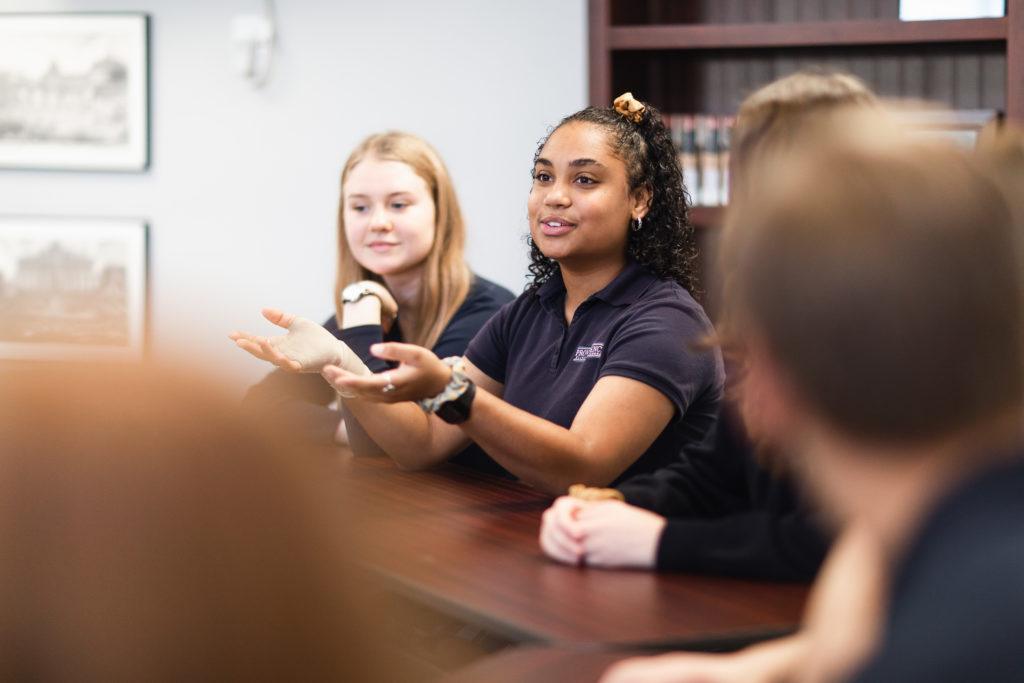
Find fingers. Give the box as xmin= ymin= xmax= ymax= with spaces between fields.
xmin=324 ymin=359 xmax=443 ymax=404
xmin=575 ymin=499 xmax=627 ymax=525
xmin=322 ymin=365 xmax=357 ymax=399
xmin=257 ymin=337 xmax=301 ymax=372
xmin=551 ymin=496 xmax=586 ymax=538
xmin=234 ymin=335 xmax=300 ymax=373
xmin=327 ymin=368 xmax=393 ymax=393
xmin=234 ymin=338 xmax=265 ymax=359
xmin=322 ymin=365 xmax=345 ymax=383
xmin=540 ymin=505 xmax=584 ymax=565
xmin=262 ymin=307 xmax=296 ymax=329
xmin=234 ymin=336 xmax=276 ymax=363
xmin=370 ymin=342 xmax=429 ymax=364
xmin=229 ymin=330 xmax=262 ymax=345
xmin=323 ymin=366 xmax=405 ymax=403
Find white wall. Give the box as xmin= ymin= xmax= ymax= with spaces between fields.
xmin=1 ymin=0 xmax=587 ymax=384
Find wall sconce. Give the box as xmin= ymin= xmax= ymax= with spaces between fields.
xmin=230 ymin=0 xmax=276 ymax=88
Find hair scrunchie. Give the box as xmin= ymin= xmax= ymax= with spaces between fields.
xmin=613 ymin=92 xmax=646 ymax=123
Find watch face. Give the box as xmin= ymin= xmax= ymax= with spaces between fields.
xmin=342 ymin=283 xmax=367 ymax=303
xmin=436 ymin=382 xmax=475 ymax=425
xmin=436 ymin=403 xmax=462 ymax=424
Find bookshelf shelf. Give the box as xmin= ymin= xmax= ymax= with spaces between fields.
xmin=609 ymin=17 xmax=1007 ymax=51
xmin=590 ymin=0 xmax=1024 ymax=229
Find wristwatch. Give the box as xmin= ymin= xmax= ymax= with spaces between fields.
xmin=418 ymin=357 xmax=477 ymax=424
xmin=341 ymin=282 xmax=381 ymax=305
xmin=436 ymin=380 xmax=476 ymax=424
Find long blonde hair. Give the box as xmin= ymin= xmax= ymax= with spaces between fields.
xmin=335 ymin=132 xmax=472 ymax=349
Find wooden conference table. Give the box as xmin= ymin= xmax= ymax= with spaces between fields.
xmin=338 ymin=451 xmax=809 ymax=658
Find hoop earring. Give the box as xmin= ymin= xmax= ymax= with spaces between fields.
xmin=631 ymin=216 xmax=643 ymax=232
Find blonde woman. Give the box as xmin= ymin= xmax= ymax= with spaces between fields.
xmin=236 ymin=132 xmax=513 ymax=456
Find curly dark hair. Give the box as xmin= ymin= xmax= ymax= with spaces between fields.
xmin=526 ymin=99 xmax=700 ymax=297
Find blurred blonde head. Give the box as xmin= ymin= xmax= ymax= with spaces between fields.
xmin=715 ymin=71 xmax=878 ymax=447
xmin=729 ymin=70 xmax=877 ymax=199
xmin=335 ymin=131 xmax=472 ymax=348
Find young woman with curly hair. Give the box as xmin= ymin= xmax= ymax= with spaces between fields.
xmin=234 ymin=94 xmax=723 ymax=494
xmin=539 ymin=72 xmax=877 ymax=579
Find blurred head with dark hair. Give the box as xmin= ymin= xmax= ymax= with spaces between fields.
xmin=0 ymin=363 xmax=406 ymax=681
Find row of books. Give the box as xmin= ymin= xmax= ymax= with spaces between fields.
xmin=665 ymin=108 xmax=997 ymax=209
xmin=665 ymin=114 xmax=735 ymax=208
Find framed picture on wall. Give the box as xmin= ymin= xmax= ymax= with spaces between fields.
xmin=0 ymin=216 xmax=148 ymax=360
xmin=0 ymin=13 xmax=150 ymax=171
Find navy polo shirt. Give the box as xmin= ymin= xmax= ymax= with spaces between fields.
xmin=849 ymin=455 xmax=1024 ymax=682
xmin=465 ymin=259 xmax=724 ymax=483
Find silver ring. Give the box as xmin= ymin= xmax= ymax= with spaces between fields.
xmin=382 ymin=372 xmax=396 ymax=393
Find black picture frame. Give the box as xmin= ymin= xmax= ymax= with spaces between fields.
xmin=0 ymin=12 xmax=151 ymax=172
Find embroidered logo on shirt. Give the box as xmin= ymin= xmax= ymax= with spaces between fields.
xmin=572 ymin=342 xmax=605 ymax=362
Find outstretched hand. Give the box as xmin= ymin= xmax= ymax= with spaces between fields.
xmin=229 ymin=308 xmax=364 ymax=374
xmin=322 ymin=342 xmax=453 ymax=404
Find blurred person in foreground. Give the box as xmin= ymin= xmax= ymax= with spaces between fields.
xmin=602 ymin=109 xmax=1024 ymax=682
xmin=0 ymin=363 xmax=410 ymax=681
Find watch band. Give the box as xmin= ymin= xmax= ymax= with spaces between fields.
xmin=417 ymin=357 xmax=472 ymax=418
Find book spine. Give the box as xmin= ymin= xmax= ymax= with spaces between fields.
xmin=719 ymin=115 xmax=734 ymax=206
xmin=699 ymin=116 xmax=722 ymax=206
xmin=680 ymin=115 xmax=700 ymax=205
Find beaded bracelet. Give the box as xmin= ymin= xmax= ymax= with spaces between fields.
xmin=417 ymin=356 xmax=470 ymax=414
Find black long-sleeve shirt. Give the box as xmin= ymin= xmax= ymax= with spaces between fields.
xmin=616 ymin=406 xmax=830 ymax=581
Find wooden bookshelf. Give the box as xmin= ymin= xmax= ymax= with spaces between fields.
xmin=591 ymin=0 xmax=1022 ymax=116
xmin=590 ymin=0 xmax=1024 ymax=229
xmin=608 ymin=17 xmax=1007 ymax=50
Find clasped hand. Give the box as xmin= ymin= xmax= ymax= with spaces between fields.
xmin=539 ymin=496 xmax=666 ymax=568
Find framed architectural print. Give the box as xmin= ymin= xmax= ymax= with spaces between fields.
xmin=0 ymin=216 xmax=148 ymax=360
xmin=0 ymin=13 xmax=150 ymax=171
